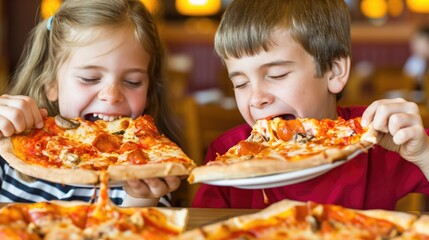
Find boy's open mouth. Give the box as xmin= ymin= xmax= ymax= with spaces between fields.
xmin=84 ymin=113 xmax=124 ymax=122
xmin=271 ymin=114 xmax=296 ymax=120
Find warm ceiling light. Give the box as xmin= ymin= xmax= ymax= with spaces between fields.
xmin=406 ymin=0 xmax=429 ymax=13
xmin=360 ymin=0 xmax=388 ymax=18
xmin=41 ymin=0 xmax=62 ymax=19
xmin=175 ymin=0 xmax=221 ymax=16
xmin=388 ymin=0 xmax=404 ymax=17
xmin=140 ymin=0 xmax=160 ymax=14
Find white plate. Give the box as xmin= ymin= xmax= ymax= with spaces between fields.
xmin=204 ymin=161 xmax=345 ymax=189
xmin=204 ymin=149 xmax=365 ymax=189
xmin=71 ymin=181 xmax=125 ymax=188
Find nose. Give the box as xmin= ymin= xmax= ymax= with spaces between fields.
xmin=98 ymin=84 xmax=124 ymax=104
xmin=249 ymin=85 xmax=274 ymax=108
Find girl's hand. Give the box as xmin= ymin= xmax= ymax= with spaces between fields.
xmin=361 ymin=98 xmax=429 ymax=168
xmin=122 ymin=176 xmax=181 ymax=206
xmin=0 ymin=95 xmax=48 ymax=137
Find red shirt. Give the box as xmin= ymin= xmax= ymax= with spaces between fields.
xmin=192 ymin=106 xmax=429 ymax=210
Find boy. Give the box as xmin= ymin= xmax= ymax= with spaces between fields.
xmin=192 ymin=0 xmax=429 ymax=210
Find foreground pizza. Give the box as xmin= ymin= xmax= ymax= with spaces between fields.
xmin=179 ymin=199 xmax=429 ymax=239
xmin=189 ymin=116 xmax=377 ymax=183
xmin=0 ymin=172 xmax=188 ymax=239
xmin=0 ymin=115 xmax=196 ymax=184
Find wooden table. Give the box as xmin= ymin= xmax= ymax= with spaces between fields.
xmin=186 ymin=208 xmax=258 ymax=230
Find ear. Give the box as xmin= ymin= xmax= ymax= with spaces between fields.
xmin=45 ymin=83 xmax=58 ymax=101
xmin=327 ymin=57 xmax=350 ymax=94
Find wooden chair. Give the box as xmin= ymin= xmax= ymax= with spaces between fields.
xmin=171 ymin=97 xmax=244 ymax=206
xmin=166 ymin=55 xmax=245 ymax=206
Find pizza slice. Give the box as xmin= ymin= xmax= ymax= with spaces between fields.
xmin=188 ymin=116 xmax=377 ymax=184
xmin=179 ymin=199 xmax=422 ymax=240
xmin=0 ymin=171 xmax=188 ymax=239
xmin=0 ymin=114 xmax=196 ymax=185
xmin=83 ymin=171 xmax=188 ymax=239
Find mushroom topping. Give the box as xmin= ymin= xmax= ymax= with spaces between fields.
xmin=60 ymin=151 xmax=80 ymax=167
xmin=54 ymin=115 xmax=80 ymax=129
xmin=293 ymin=132 xmax=314 ymax=143
xmin=247 ymin=132 xmax=269 ymax=142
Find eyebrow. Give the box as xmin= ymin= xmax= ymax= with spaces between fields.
xmin=228 ymin=60 xmax=294 ymax=79
xmin=74 ymin=65 xmax=148 ymax=74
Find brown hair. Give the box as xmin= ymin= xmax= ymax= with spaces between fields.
xmin=8 ymin=0 xmax=179 ymax=143
xmin=215 ymin=0 xmax=351 ymax=78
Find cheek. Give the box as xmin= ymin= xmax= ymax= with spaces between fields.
xmin=234 ymin=92 xmax=253 ymax=125
xmin=57 ymin=87 xmax=91 ymax=118
xmin=128 ymin=89 xmax=149 ymax=116
xmin=234 ymin=92 xmax=247 ymax=111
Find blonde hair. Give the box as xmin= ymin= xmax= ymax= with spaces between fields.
xmin=9 ymin=0 xmax=179 ymax=142
xmin=215 ymin=0 xmax=351 ymax=78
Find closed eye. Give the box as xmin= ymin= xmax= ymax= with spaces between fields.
xmin=79 ymin=77 xmax=100 ymax=84
xmin=233 ymin=82 xmax=248 ymax=89
xmin=267 ymin=73 xmax=288 ymax=79
xmin=124 ymin=80 xmax=143 ymax=88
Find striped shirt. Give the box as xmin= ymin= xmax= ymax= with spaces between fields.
xmin=0 ymin=157 xmax=171 ymax=207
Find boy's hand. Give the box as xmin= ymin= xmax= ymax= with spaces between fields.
xmin=361 ymin=98 xmax=429 ymax=167
xmin=0 ymin=95 xmax=48 ymax=137
xmin=123 ymin=176 xmax=181 ymax=199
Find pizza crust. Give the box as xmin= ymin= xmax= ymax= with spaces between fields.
xmin=0 ymin=138 xmax=100 ymax=184
xmin=0 ymin=137 xmax=192 ymax=184
xmin=189 ymin=141 xmax=374 ymax=183
xmin=107 ymin=162 xmax=190 ymax=181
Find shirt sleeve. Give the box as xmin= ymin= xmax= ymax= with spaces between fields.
xmin=158 ymin=193 xmax=173 ymax=207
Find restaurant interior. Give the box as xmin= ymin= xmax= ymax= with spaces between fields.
xmin=1 ymin=0 xmax=429 ymax=210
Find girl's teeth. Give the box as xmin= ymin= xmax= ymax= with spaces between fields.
xmin=92 ymin=113 xmax=121 ymax=122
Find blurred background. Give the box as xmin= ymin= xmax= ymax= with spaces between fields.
xmin=1 ymin=0 xmax=429 ymax=208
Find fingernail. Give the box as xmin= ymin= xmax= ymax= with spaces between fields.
xmin=361 ymin=119 xmax=368 ymax=127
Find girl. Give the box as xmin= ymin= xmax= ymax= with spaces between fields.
xmin=0 ymin=0 xmax=181 ymax=207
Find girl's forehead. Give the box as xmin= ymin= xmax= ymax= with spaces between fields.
xmin=59 ymin=27 xmax=145 ymax=67
xmin=66 ymin=25 xmax=137 ymax=48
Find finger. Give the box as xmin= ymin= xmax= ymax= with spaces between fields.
xmin=0 ymin=105 xmax=27 ymax=135
xmin=388 ymin=112 xmax=422 ymax=135
xmin=12 ymin=95 xmax=45 ymax=129
xmin=371 ymin=100 xmax=418 ymax=133
xmin=362 ymin=98 xmax=409 ymax=127
xmin=0 ymin=115 xmax=17 ymax=137
xmin=125 ymin=178 xmax=170 ymax=198
xmin=40 ymin=109 xmax=48 ymax=118
xmin=143 ymin=178 xmax=168 ymax=197
xmin=123 ymin=180 xmax=151 ymax=198
xmin=0 ymin=95 xmax=44 ymax=130
xmin=164 ymin=176 xmax=181 ymax=191
xmin=393 ymin=124 xmax=425 ymax=146
xmin=0 ymin=95 xmax=33 ymax=131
